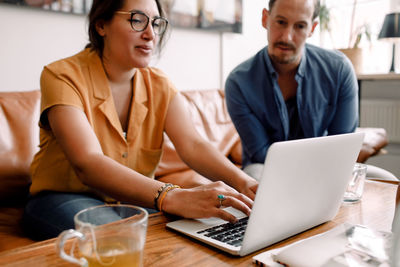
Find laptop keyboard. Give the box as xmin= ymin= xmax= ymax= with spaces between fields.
xmin=196 ymin=217 xmax=248 ymax=247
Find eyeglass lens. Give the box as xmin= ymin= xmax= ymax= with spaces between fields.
xmin=130 ymin=13 xmax=167 ymax=35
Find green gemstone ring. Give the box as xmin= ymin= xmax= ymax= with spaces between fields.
xmin=217 ymin=194 xmax=226 ymax=207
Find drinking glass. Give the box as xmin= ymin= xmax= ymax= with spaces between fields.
xmin=56 ymin=204 xmax=148 ymax=267
xmin=343 ymin=163 xmax=367 ymax=203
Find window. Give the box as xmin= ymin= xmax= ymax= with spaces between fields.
xmin=319 ymin=0 xmax=393 ymax=73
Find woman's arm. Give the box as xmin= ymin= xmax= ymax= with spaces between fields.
xmin=48 ymin=104 xmax=252 ymax=222
xmin=158 ymin=172 xmax=213 ymax=188
xmin=164 ymin=93 xmax=258 ymax=200
xmin=47 ymin=105 xmax=163 ymax=208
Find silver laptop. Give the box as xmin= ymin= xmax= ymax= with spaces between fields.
xmin=166 ymin=132 xmax=365 ymax=256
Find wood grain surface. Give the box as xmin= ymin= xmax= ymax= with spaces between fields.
xmin=0 ymin=180 xmax=397 ymax=267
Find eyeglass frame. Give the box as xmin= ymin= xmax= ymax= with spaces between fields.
xmin=115 ymin=10 xmax=169 ymax=35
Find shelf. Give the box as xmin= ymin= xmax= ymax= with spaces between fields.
xmin=357 ymin=73 xmax=400 ymax=80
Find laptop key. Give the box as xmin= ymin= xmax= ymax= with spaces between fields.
xmin=227 ymin=239 xmax=242 ymax=247
xmin=197 ymin=217 xmax=249 ymax=246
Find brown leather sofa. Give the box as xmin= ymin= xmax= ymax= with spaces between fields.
xmin=0 ymin=90 xmax=41 ymax=252
xmin=0 ymin=89 xmax=388 ymax=252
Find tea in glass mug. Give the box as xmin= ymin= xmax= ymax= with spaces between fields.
xmin=56 ymin=204 xmax=148 ymax=267
xmin=80 ymin=236 xmax=143 ymax=267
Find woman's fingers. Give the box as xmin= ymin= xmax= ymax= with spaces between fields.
xmin=213 ymin=206 xmax=238 ymax=223
xmin=204 ymin=181 xmax=254 ymax=209
xmin=213 ymin=196 xmax=251 ymax=222
xmin=198 ymin=182 xmax=253 ymax=221
xmin=238 ymin=179 xmax=258 ymax=201
xmin=163 ymin=181 xmax=254 ymax=223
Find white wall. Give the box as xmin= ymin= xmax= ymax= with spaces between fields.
xmin=0 ymin=5 xmax=87 ymax=92
xmin=150 ymin=28 xmax=222 ymax=91
xmin=0 ymin=1 xmax=268 ymax=92
xmin=221 ymin=1 xmax=268 ymax=89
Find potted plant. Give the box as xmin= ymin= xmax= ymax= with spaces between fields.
xmin=319 ymin=0 xmax=372 ymax=74
xmin=318 ymin=2 xmax=333 ymax=47
xmin=339 ymin=23 xmax=372 ymax=74
xmin=337 ymin=0 xmax=372 ymax=74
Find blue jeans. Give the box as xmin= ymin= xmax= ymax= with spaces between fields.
xmin=22 ymin=191 xmax=157 ymax=241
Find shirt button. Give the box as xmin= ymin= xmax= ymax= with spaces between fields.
xmin=122 ymin=152 xmax=128 ymax=158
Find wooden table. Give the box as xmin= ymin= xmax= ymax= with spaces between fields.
xmin=0 ymin=180 xmax=397 ymax=266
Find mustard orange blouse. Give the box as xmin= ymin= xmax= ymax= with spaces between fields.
xmin=30 ymin=48 xmax=177 ymax=200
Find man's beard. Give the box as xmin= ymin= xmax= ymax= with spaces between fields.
xmin=271 ymin=41 xmax=297 ymax=64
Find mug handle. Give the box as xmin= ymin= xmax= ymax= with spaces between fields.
xmin=56 ymin=229 xmax=87 ymax=266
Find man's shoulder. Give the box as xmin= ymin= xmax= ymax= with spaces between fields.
xmin=304 ymin=44 xmax=353 ymax=74
xmin=303 ymin=44 xmax=356 ymax=88
xmin=305 ymin=44 xmax=350 ymax=66
xmin=228 ymin=47 xmax=267 ymax=81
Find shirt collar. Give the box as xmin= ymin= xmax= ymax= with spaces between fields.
xmin=297 ymin=45 xmax=307 ymax=78
xmin=86 ymin=48 xmax=111 ymax=100
xmin=264 ymin=45 xmax=308 ymax=78
xmin=132 ymin=69 xmax=148 ymax=104
xmin=263 ymin=47 xmax=277 ymax=77
xmin=86 ymin=48 xmax=147 ymax=104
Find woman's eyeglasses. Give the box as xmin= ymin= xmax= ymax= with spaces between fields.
xmin=115 ymin=11 xmax=168 ymax=35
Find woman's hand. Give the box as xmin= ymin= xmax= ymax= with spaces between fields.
xmin=235 ymin=176 xmax=258 ymax=201
xmin=162 ymin=181 xmax=253 ymax=223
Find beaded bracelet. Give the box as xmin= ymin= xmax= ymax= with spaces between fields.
xmin=154 ymin=183 xmax=173 ymax=211
xmin=157 ymin=185 xmax=180 ymax=212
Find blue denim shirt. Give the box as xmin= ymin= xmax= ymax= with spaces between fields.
xmin=225 ymin=44 xmax=359 ymax=168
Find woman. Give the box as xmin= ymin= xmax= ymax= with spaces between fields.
xmin=22 ymin=0 xmax=258 ymax=240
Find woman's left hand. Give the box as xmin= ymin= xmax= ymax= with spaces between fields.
xmin=232 ymin=175 xmax=258 ymax=200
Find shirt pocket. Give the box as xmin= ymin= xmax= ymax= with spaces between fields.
xmin=136 ymin=147 xmax=163 ymax=178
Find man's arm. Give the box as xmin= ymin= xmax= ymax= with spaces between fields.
xmin=225 ymin=77 xmax=271 ymax=165
xmin=328 ymin=58 xmax=359 ymax=134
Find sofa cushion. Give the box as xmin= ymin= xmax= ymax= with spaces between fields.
xmin=0 ymin=90 xmax=40 ymax=203
xmin=155 ymin=89 xmax=241 ymax=178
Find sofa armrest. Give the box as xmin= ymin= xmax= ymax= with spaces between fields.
xmin=356 ymin=127 xmax=388 ymax=163
xmin=0 ymin=90 xmax=40 ymax=203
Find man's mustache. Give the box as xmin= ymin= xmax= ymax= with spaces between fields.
xmin=273 ymin=42 xmax=296 ymax=50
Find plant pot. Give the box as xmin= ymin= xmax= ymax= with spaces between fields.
xmin=339 ymin=48 xmax=364 ymax=74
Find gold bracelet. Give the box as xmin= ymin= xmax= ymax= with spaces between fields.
xmin=154 ymin=183 xmax=172 ymax=211
xmin=158 ymin=185 xmax=180 ymax=212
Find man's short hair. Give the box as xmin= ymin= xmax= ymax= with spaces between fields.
xmin=268 ymin=0 xmax=320 ymax=21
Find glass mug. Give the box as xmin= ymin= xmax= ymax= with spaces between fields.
xmin=343 ymin=163 xmax=367 ymax=203
xmin=56 ymin=204 xmax=148 ymax=267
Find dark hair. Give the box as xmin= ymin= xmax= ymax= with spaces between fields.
xmin=268 ymin=0 xmax=320 ymax=21
xmin=85 ymin=0 xmax=169 ymax=56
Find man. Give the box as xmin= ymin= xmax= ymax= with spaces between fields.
xmin=225 ymin=0 xmax=358 ymax=179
